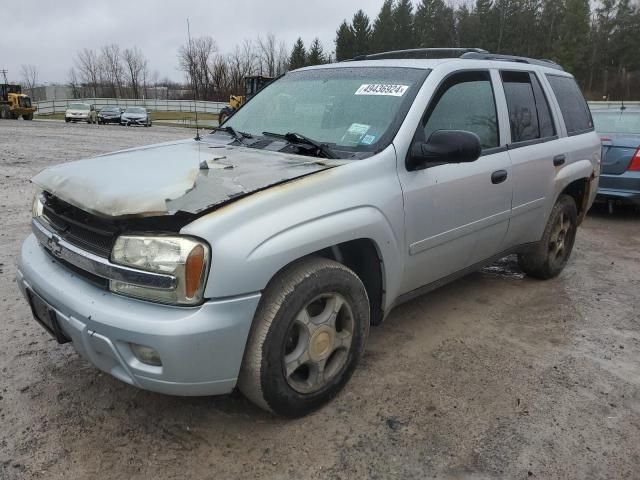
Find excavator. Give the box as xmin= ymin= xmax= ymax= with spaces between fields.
xmin=218 ymin=75 xmax=273 ymax=125
xmin=0 ymin=70 xmax=37 ymax=120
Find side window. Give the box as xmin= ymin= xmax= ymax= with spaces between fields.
xmin=546 ymin=75 xmax=593 ymax=135
xmin=423 ymin=71 xmax=499 ymax=150
xmin=530 ymin=74 xmax=555 ymax=138
xmin=501 ymin=71 xmax=538 ymax=142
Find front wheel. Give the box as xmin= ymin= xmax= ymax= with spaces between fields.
xmin=238 ymin=257 xmax=370 ymax=417
xmin=518 ymin=194 xmax=578 ymax=279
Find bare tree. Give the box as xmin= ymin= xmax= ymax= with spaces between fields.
xmin=68 ymin=67 xmax=82 ymax=98
xmin=75 ymin=48 xmax=101 ymax=97
xmin=20 ymin=64 xmax=38 ymax=97
xmin=100 ymin=44 xmax=125 ymax=97
xmin=122 ymin=46 xmax=148 ymax=99
xmin=256 ymin=33 xmax=278 ymax=77
xmin=178 ymin=35 xmax=217 ymax=99
xmin=227 ymin=40 xmax=256 ymax=94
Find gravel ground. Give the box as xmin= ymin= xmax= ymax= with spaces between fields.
xmin=1 ymin=120 xmax=639 ymax=479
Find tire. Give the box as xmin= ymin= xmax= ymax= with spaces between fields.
xmin=238 ymin=256 xmax=370 ymax=417
xmin=65 ymin=117 xmax=70 ymax=123
xmin=23 ymin=113 xmax=33 ymax=121
xmin=518 ymin=194 xmax=578 ymax=279
xmin=0 ymin=106 xmax=10 ymax=119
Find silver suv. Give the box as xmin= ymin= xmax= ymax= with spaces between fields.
xmin=18 ymin=49 xmax=601 ymax=417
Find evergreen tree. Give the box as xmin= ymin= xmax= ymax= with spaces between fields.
xmin=456 ymin=4 xmax=481 ymax=48
xmin=307 ymin=38 xmax=327 ymax=66
xmin=289 ymin=37 xmax=307 ymax=70
xmin=551 ymin=0 xmax=590 ymax=75
xmin=335 ymin=20 xmax=356 ymax=60
xmin=414 ymin=0 xmax=456 ymax=48
xmin=351 ymin=9 xmax=373 ymax=56
xmin=392 ymin=0 xmax=415 ymax=49
xmin=371 ymin=0 xmax=395 ymax=53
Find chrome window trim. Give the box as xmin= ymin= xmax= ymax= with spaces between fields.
xmin=32 ymin=217 xmax=177 ymax=290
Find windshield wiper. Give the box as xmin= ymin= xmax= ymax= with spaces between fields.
xmin=262 ymin=131 xmax=338 ymax=159
xmin=212 ymin=126 xmax=252 ymax=144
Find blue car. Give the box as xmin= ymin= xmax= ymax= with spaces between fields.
xmin=591 ymin=107 xmax=640 ymax=208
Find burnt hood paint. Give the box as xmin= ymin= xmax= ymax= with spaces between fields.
xmin=32 ymin=139 xmax=335 ymax=218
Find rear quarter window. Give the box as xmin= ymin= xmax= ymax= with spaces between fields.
xmin=546 ymin=75 xmax=593 ymax=135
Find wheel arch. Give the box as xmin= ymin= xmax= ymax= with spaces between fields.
xmin=263 ymin=238 xmax=387 ymax=326
xmin=555 ymin=159 xmax=596 ymax=225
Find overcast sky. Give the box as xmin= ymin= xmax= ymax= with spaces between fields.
xmin=2 ymin=0 xmax=385 ymax=84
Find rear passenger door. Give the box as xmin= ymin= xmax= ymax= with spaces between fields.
xmin=500 ymin=70 xmax=560 ymax=247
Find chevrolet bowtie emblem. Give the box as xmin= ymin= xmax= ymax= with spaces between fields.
xmin=47 ymin=235 xmax=63 ymax=257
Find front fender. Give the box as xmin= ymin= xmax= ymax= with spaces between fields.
xmin=205 ymin=206 xmax=403 ymax=304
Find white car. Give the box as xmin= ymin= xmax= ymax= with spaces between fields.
xmin=65 ymin=103 xmax=97 ymax=124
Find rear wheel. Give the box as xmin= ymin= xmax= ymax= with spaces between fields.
xmin=23 ymin=113 xmax=33 ymax=120
xmin=518 ymin=194 xmax=578 ymax=279
xmin=0 ymin=106 xmax=10 ymax=119
xmin=238 ymin=257 xmax=370 ymax=417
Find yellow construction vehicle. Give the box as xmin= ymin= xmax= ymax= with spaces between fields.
xmin=0 ymin=83 xmax=37 ymax=120
xmin=218 ymin=75 xmax=273 ymax=124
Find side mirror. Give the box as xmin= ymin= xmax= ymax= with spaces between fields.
xmin=407 ymin=130 xmax=482 ymax=170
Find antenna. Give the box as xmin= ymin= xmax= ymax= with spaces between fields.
xmin=186 ymin=18 xmax=201 ymax=141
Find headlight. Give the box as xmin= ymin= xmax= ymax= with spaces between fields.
xmin=32 ymin=188 xmax=44 ymax=218
xmin=110 ymin=235 xmax=210 ymax=305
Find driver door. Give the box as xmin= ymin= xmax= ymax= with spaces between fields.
xmin=397 ymin=70 xmax=512 ymax=295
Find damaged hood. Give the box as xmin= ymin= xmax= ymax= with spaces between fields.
xmin=32 ymin=139 xmax=334 ymax=218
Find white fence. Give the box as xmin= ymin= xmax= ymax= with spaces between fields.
xmin=588 ymin=101 xmax=640 ymax=110
xmin=35 ymin=98 xmax=228 ymax=115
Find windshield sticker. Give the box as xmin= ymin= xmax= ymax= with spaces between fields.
xmin=347 ymin=123 xmax=370 ymax=136
xmin=355 ymin=84 xmax=409 ymax=96
xmin=361 ymin=134 xmax=376 ymax=145
xmin=342 ymin=123 xmax=371 ymax=146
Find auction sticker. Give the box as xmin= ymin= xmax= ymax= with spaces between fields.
xmin=355 ymin=84 xmax=409 ymax=96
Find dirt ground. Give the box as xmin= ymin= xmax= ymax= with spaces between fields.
xmin=1 ymin=120 xmax=639 ymax=480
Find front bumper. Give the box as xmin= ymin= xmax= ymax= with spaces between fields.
xmin=121 ymin=117 xmax=148 ymax=125
xmin=597 ymin=171 xmax=640 ymax=206
xmin=17 ymin=234 xmax=261 ymax=396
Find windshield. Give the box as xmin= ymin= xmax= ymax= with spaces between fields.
xmin=101 ymin=106 xmax=120 ymax=112
xmin=69 ymin=103 xmax=89 ymax=110
xmin=224 ymin=67 xmax=428 ymax=154
xmin=592 ymin=111 xmax=640 ymax=135
xmin=125 ymin=107 xmax=146 ymax=114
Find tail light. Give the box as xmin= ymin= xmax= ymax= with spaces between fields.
xmin=629 ymin=148 xmax=640 ymax=171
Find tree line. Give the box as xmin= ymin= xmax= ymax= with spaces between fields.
xmin=26 ymin=0 xmax=638 ymax=102
xmin=334 ymin=0 xmax=640 ymax=100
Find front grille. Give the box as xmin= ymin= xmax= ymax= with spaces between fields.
xmin=42 ymin=195 xmax=118 ymax=258
xmin=43 ymin=247 xmax=109 ymax=289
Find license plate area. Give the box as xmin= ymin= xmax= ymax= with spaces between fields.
xmin=27 ymin=289 xmax=70 ymax=344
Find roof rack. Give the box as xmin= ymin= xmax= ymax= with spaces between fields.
xmin=460 ymin=52 xmax=564 ymax=71
xmin=350 ymin=48 xmax=488 ymax=61
xmin=347 ymin=48 xmax=564 ymax=71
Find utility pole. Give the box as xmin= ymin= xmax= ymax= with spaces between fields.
xmin=0 ymin=69 xmax=8 ymax=84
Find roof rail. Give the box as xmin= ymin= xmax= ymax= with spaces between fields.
xmin=345 ymin=48 xmax=564 ymax=71
xmin=460 ymin=52 xmax=564 ymax=71
xmin=350 ymin=48 xmax=488 ymax=61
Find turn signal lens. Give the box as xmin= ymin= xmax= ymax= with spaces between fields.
xmin=185 ymin=244 xmax=206 ymax=299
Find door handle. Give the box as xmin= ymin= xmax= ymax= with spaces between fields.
xmin=553 ymin=154 xmax=566 ymax=166
xmin=491 ymin=170 xmax=508 ymax=184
